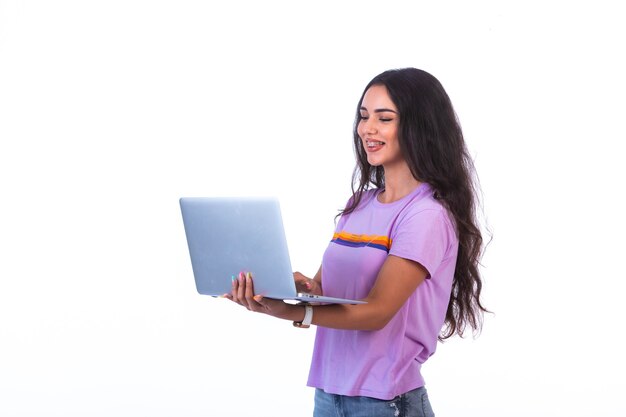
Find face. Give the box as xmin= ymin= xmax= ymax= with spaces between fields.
xmin=357 ymin=85 xmax=403 ymax=168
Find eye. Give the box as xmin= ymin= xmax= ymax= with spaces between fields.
xmin=380 ymin=117 xmax=393 ymax=122
xmin=359 ymin=114 xmax=369 ymax=121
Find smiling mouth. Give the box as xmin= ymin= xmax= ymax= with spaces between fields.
xmin=366 ymin=140 xmax=385 ymax=149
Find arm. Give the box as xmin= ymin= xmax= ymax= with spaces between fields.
xmin=307 ymin=255 xmax=427 ymax=330
xmin=229 ymin=255 xmax=427 ymax=331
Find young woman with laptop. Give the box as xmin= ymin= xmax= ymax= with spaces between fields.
xmin=225 ymin=67 xmax=488 ymax=417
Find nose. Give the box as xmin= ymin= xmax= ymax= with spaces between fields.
xmin=361 ymin=118 xmax=377 ymax=135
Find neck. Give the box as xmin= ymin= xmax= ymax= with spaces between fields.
xmin=379 ymin=161 xmax=421 ymax=203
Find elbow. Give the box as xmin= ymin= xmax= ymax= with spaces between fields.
xmin=360 ymin=313 xmax=394 ymax=331
xmin=374 ymin=316 xmax=394 ymax=331
xmin=344 ymin=300 xmax=396 ymax=331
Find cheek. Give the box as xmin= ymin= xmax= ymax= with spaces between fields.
xmin=356 ymin=122 xmax=364 ymax=138
xmin=385 ymin=125 xmax=399 ymax=141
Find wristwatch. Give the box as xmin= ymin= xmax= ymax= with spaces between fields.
xmin=293 ymin=303 xmax=313 ymax=328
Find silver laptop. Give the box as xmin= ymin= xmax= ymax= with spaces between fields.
xmin=179 ymin=197 xmax=365 ymax=304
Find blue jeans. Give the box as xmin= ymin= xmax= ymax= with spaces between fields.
xmin=313 ymin=386 xmax=435 ymax=417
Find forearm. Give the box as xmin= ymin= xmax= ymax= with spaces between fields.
xmin=253 ymin=257 xmax=426 ymax=331
xmin=310 ymin=302 xmax=389 ymax=331
xmin=280 ymin=300 xmax=389 ymax=331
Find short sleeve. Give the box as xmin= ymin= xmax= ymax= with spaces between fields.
xmin=388 ymin=208 xmax=455 ymax=278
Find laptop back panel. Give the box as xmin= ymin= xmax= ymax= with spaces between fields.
xmin=180 ymin=197 xmax=297 ymax=299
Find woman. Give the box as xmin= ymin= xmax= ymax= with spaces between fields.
xmin=226 ymin=67 xmax=488 ymax=417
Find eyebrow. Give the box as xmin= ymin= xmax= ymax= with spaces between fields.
xmin=360 ymin=106 xmax=398 ymax=114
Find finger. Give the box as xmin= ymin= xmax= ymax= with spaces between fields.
xmin=293 ymin=272 xmax=305 ymax=283
xmin=245 ymin=272 xmax=265 ymax=312
xmin=237 ymin=271 xmax=249 ymax=309
xmin=230 ymin=276 xmax=242 ymax=305
xmin=244 ymin=272 xmax=255 ymax=303
xmin=295 ymin=277 xmax=313 ymax=293
xmin=293 ymin=272 xmax=308 ymax=291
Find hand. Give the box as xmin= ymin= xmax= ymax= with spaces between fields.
xmin=224 ymin=271 xmax=292 ymax=319
xmin=294 ymin=271 xmax=322 ymax=296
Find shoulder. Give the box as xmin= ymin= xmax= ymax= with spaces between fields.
xmin=395 ymin=185 xmax=456 ymax=235
xmin=389 ymin=185 xmax=459 ymax=270
xmin=402 ymin=183 xmax=445 ymax=214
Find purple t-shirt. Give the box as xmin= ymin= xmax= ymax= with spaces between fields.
xmin=307 ymin=183 xmax=459 ymax=400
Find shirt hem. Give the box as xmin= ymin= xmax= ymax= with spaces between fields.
xmin=307 ymin=381 xmax=425 ymax=401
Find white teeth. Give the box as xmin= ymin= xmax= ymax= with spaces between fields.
xmin=367 ymin=141 xmax=385 ymax=147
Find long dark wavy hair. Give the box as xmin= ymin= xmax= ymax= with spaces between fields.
xmin=344 ymin=68 xmax=488 ymax=340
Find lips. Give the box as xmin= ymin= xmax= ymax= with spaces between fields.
xmin=365 ymin=140 xmax=385 ymax=151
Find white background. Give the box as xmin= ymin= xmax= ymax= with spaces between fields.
xmin=1 ymin=1 xmax=625 ymax=416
